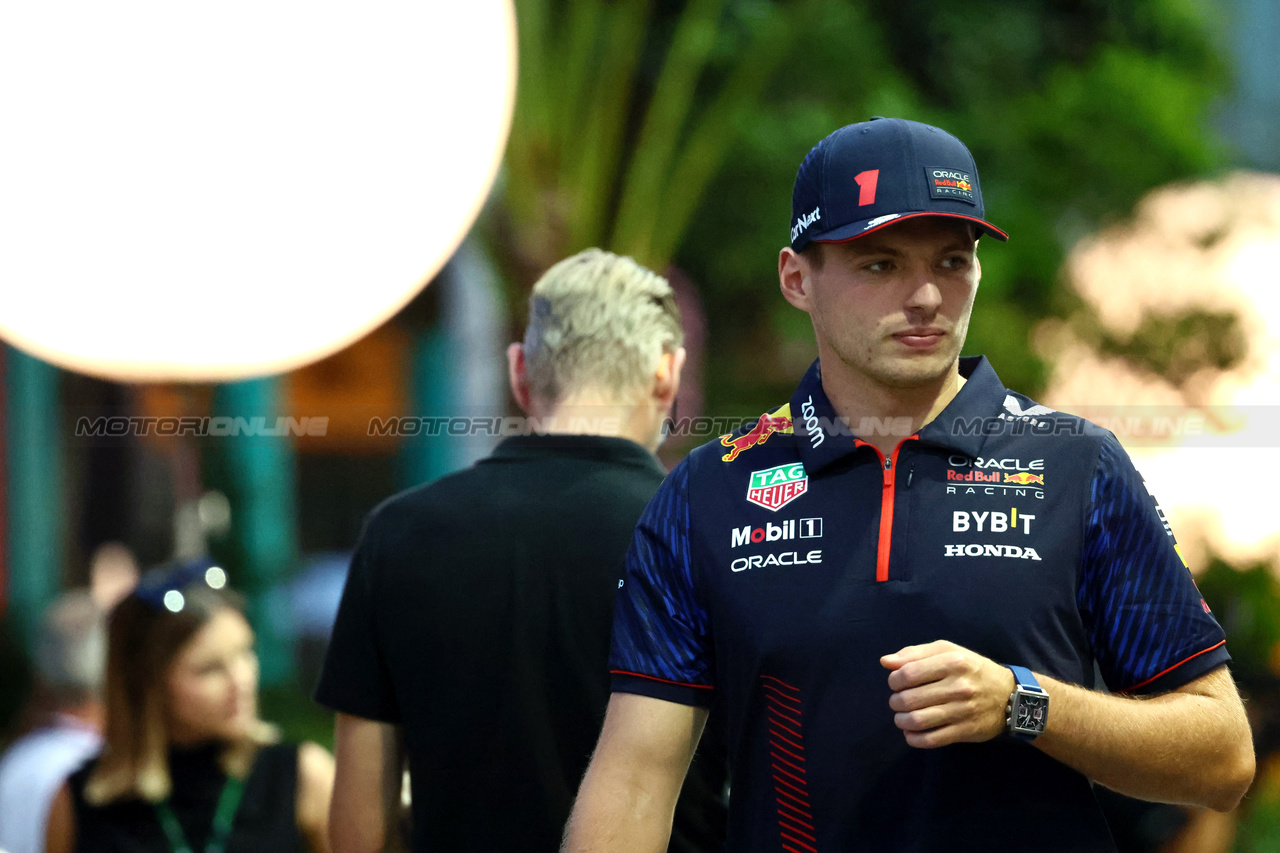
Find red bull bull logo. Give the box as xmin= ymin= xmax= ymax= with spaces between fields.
xmin=1004 ymin=471 xmax=1045 ymax=486
xmin=721 ymin=414 xmax=792 ymax=462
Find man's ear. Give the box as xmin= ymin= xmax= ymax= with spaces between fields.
xmin=507 ymin=342 xmax=532 ymax=414
xmin=654 ymin=347 xmax=686 ymax=409
xmin=779 ymin=247 xmax=813 ymax=312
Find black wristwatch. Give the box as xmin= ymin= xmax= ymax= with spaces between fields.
xmin=1005 ymin=665 xmax=1049 ymax=741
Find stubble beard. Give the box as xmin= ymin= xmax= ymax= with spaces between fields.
xmin=822 ymin=327 xmax=962 ymax=391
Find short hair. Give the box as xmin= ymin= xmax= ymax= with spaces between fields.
xmin=801 ymin=241 xmax=825 ymax=270
xmin=85 ymin=577 xmax=274 ymax=805
xmin=33 ymin=591 xmax=105 ymax=706
xmin=522 ymin=249 xmax=683 ymax=405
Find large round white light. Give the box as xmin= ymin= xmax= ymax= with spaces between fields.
xmin=0 ymin=2 xmax=516 ymax=381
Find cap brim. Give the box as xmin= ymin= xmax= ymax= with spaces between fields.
xmin=811 ymin=211 xmax=1009 ymax=245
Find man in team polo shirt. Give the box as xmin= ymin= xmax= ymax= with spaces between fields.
xmin=563 ymin=118 xmax=1255 ymax=852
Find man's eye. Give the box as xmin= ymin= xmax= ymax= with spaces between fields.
xmin=941 ymin=255 xmax=971 ymax=270
xmin=867 ymin=261 xmax=893 ymax=272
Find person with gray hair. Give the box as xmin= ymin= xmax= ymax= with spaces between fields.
xmin=509 ymin=248 xmax=686 ymax=451
xmin=317 ymin=248 xmax=728 ymax=853
xmin=0 ymin=592 xmax=106 ymax=853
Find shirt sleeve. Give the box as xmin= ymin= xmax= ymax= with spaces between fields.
xmin=313 ymin=513 xmax=401 ymax=722
xmin=609 ymin=458 xmax=716 ymax=708
xmin=1079 ymin=433 xmax=1230 ymax=695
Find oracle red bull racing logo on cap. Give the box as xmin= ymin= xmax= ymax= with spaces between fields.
xmin=926 ymin=167 xmax=976 ymax=204
xmin=721 ymin=413 xmax=792 ymax=462
xmin=747 ymin=463 xmax=808 ymax=511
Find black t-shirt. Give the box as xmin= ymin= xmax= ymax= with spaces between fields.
xmin=315 ymin=434 xmax=728 ymax=853
xmin=66 ymin=742 xmax=301 ymax=853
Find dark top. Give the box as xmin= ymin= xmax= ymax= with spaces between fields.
xmin=611 ymin=357 xmax=1229 ymax=852
xmin=66 ymin=742 xmax=302 ymax=853
xmin=316 ymin=434 xmax=728 ymax=853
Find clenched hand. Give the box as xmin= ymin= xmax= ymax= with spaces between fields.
xmin=880 ymin=640 xmax=1018 ymax=748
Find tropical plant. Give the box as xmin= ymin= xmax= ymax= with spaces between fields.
xmin=495 ymin=0 xmax=818 ymax=291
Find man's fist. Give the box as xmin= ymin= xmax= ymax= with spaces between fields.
xmin=880 ymin=640 xmax=1018 ymax=749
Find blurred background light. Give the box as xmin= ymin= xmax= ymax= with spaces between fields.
xmin=0 ymin=1 xmax=517 ymax=382
xmin=1036 ymin=173 xmax=1280 ymax=569
xmin=205 ymin=566 xmax=227 ymax=590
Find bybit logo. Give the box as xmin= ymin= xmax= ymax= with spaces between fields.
xmin=951 ymin=509 xmax=1035 ymax=534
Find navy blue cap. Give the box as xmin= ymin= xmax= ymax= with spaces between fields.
xmin=133 ymin=555 xmax=229 ymax=612
xmin=789 ymin=117 xmax=1008 ymax=252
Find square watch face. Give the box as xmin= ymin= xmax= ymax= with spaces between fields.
xmin=1016 ymin=693 xmax=1048 ymax=732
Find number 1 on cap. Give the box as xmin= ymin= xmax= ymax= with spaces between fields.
xmin=855 ymin=170 xmax=879 ymax=206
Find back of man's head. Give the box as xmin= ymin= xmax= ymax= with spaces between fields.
xmin=522 ymin=248 xmax=683 ymax=406
xmin=34 ymin=591 xmax=106 ymax=708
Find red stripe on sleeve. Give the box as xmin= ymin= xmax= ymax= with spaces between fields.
xmin=609 ymin=670 xmax=714 ymax=690
xmin=1122 ymin=640 xmax=1226 ymax=693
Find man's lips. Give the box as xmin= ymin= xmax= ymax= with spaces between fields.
xmin=893 ymin=329 xmax=946 ymax=349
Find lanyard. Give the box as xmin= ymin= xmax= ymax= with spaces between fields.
xmin=154 ymin=776 xmax=245 ymax=853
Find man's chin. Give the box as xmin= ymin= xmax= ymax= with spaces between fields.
xmin=872 ymin=354 xmax=958 ymax=389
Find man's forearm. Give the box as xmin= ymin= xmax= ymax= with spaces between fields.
xmin=561 ymin=763 xmax=676 ymax=853
xmin=562 ymin=693 xmax=706 ymax=853
xmin=1035 ymin=668 xmax=1254 ymax=811
xmin=885 ymin=642 xmax=1255 ymax=812
xmin=331 ymin=715 xmax=406 ymax=853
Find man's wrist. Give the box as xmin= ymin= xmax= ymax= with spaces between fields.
xmin=1005 ymin=665 xmax=1050 ymax=740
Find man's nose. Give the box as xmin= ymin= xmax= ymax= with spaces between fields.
xmin=903 ymin=266 xmax=942 ymax=313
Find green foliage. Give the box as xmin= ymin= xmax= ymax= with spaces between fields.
xmin=1236 ymin=783 xmax=1280 ymax=853
xmin=677 ymin=0 xmax=1228 ymax=410
xmin=1191 ymin=558 xmax=1280 ymax=849
xmin=1094 ymin=309 xmax=1248 ymax=387
xmin=261 ymin=685 xmax=335 ymax=750
xmin=1193 ymin=559 xmax=1280 ymax=688
xmin=493 ymin=0 xmax=1228 ymax=412
xmin=500 ymin=0 xmax=814 ymax=285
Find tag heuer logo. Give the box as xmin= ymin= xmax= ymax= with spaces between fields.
xmin=747 ymin=463 xmax=808 ymax=511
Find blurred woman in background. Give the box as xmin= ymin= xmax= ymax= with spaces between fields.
xmin=45 ymin=559 xmax=334 ymax=853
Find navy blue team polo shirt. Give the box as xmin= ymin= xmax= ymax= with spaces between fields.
xmin=610 ymin=355 xmax=1229 ymax=853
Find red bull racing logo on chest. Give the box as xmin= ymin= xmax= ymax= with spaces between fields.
xmin=747 ymin=463 xmax=808 ymax=511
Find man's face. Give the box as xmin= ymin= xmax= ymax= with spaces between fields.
xmin=800 ymin=217 xmax=979 ymax=390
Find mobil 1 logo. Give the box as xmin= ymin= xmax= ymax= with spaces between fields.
xmin=731 ymin=517 xmax=823 ymax=548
